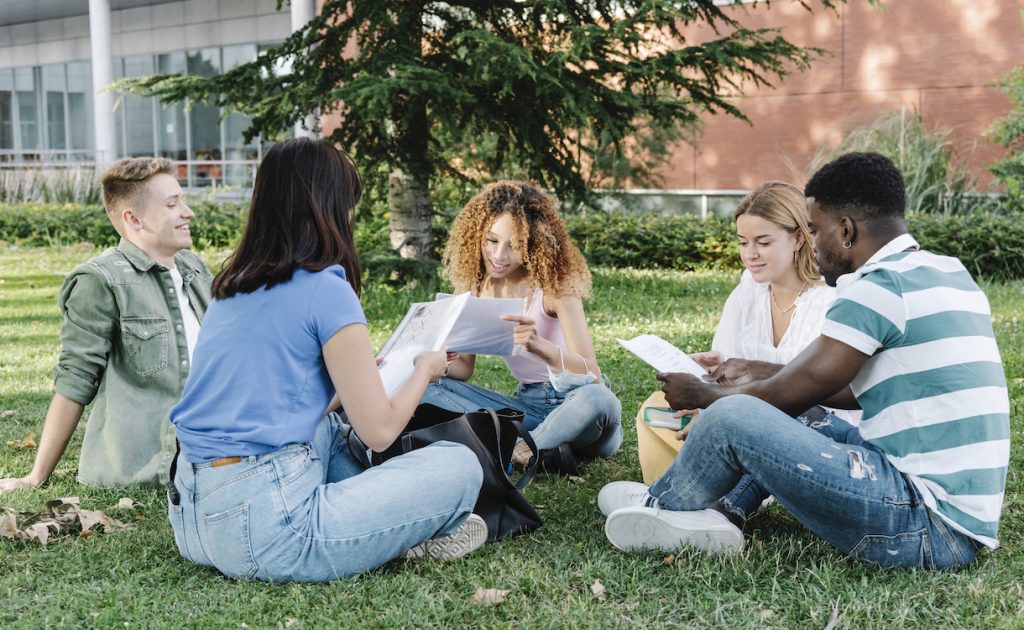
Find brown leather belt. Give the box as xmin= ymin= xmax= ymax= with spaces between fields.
xmin=209 ymin=456 xmax=242 ymax=467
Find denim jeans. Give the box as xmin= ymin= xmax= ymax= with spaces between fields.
xmin=167 ymin=413 xmax=483 ymax=582
xmin=422 ymin=377 xmax=622 ymax=458
xmin=651 ymin=395 xmax=983 ymax=569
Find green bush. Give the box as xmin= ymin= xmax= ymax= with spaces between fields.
xmin=565 ymin=212 xmax=740 ymax=271
xmin=4 ymin=203 xmax=1024 ymax=281
xmin=0 ymin=202 xmax=249 ymax=249
xmin=988 ymin=66 xmax=1024 ymax=213
xmin=907 ymin=212 xmax=1024 ymax=282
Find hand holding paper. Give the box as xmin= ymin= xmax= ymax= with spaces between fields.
xmin=377 ymin=292 xmax=526 ymax=395
xmin=656 ymin=371 xmax=719 ymax=412
xmin=616 ymin=334 xmax=708 ymax=378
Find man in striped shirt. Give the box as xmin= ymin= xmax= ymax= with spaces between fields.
xmin=599 ymin=152 xmax=1009 ymax=568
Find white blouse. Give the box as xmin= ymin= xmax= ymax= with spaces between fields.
xmin=711 ymin=270 xmax=859 ymax=424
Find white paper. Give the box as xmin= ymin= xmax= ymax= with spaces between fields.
xmin=376 ymin=344 xmax=428 ymax=398
xmin=376 ymin=293 xmax=466 ymax=358
xmin=377 ymin=292 xmax=525 ymax=395
xmin=616 ymin=334 xmax=708 ymax=378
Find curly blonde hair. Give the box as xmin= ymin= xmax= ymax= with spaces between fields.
xmin=444 ymin=181 xmax=591 ymax=298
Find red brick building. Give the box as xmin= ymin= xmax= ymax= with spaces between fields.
xmin=667 ymin=0 xmax=1024 ymax=191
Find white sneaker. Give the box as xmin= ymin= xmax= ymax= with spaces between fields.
xmin=597 ymin=481 xmax=658 ymax=517
xmin=605 ymin=507 xmax=744 ymax=555
xmin=404 ymin=514 xmax=488 ymax=561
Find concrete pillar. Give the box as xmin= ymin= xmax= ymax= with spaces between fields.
xmin=88 ymin=0 xmax=118 ymax=166
xmin=291 ymin=0 xmax=318 ymax=138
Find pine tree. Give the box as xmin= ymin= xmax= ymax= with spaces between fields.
xmin=116 ymin=0 xmax=843 ymax=259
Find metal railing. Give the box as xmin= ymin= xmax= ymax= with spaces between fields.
xmin=594 ymin=188 xmax=750 ymax=218
xmin=0 ymin=152 xmax=260 ymax=190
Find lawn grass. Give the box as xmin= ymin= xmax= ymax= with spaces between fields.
xmin=1 ymin=244 xmax=1022 ymax=628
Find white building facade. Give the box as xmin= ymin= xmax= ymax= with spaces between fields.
xmin=0 ymin=0 xmax=313 ymax=186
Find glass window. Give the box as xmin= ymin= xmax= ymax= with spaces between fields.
xmin=222 ymin=44 xmax=256 ymax=71
xmin=187 ymin=48 xmax=222 ymax=186
xmin=42 ymin=64 xmax=67 ymax=152
xmin=156 ymin=53 xmax=188 ymax=172
xmin=14 ymin=67 xmax=40 ymax=152
xmin=0 ymin=68 xmax=13 ymax=151
xmin=66 ymin=61 xmax=94 ymax=153
xmin=121 ymin=55 xmax=157 ymax=157
xmin=222 ymin=44 xmax=259 ymax=186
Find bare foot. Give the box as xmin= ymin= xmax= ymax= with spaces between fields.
xmin=512 ymin=441 xmax=533 ymax=467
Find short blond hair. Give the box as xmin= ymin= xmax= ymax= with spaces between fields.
xmin=101 ymin=157 xmax=175 ymax=233
xmin=734 ymin=181 xmax=821 ymax=286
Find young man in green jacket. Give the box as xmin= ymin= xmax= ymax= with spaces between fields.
xmin=0 ymin=158 xmax=212 ymax=492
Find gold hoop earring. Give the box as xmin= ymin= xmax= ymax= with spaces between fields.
xmin=842 ymin=240 xmax=852 ymax=249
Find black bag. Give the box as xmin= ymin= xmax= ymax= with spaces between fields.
xmin=348 ymin=404 xmax=542 ymax=541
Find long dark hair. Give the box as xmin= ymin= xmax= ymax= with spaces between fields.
xmin=212 ymin=138 xmax=363 ymax=298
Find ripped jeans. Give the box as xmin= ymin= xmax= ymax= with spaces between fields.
xmin=650 ymin=395 xmax=984 ymax=569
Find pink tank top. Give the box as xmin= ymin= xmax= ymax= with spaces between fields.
xmin=503 ymin=288 xmax=567 ymax=384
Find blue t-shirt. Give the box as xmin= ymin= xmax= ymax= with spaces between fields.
xmin=171 ymin=265 xmax=366 ymax=463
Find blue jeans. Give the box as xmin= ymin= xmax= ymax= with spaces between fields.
xmin=651 ymin=395 xmax=984 ymax=569
xmin=422 ymin=377 xmax=622 ymax=458
xmin=167 ymin=413 xmax=483 ymax=582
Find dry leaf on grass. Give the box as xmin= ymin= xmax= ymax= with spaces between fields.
xmin=470 ymin=587 xmax=509 ymax=606
xmin=590 ymin=580 xmax=607 ymax=599
xmin=25 ymin=522 xmax=54 ymax=545
xmin=0 ymin=497 xmax=128 ymax=545
xmin=6 ymin=432 xmax=36 ymax=448
xmin=0 ymin=410 xmax=16 ymax=419
xmin=662 ymin=554 xmax=676 ymax=566
xmin=0 ymin=511 xmax=18 ymax=539
xmin=284 ymin=618 xmax=299 ymax=627
xmin=824 ymin=604 xmax=842 ymax=630
xmin=115 ymin=497 xmax=142 ymax=510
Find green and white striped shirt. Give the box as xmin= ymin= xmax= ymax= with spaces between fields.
xmin=822 ymin=234 xmax=1009 ymax=548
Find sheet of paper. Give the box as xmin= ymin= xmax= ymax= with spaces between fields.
xmin=444 ymin=294 xmax=525 ymax=356
xmin=376 ymin=292 xmax=525 ymax=395
xmin=377 ymin=344 xmax=427 ymax=396
xmin=377 ymin=293 xmax=469 ymax=359
xmin=616 ymin=334 xmax=707 ymax=377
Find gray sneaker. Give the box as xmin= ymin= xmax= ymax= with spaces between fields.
xmin=605 ymin=506 xmax=744 ymax=555
xmin=404 ymin=514 xmax=488 ymax=561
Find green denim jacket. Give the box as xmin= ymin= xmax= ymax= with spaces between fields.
xmin=54 ymin=239 xmax=212 ymax=487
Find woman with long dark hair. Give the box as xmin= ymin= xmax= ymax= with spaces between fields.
xmin=167 ymin=138 xmax=485 ymax=582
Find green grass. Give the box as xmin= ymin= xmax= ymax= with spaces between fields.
xmin=1 ymin=244 xmax=1022 ymax=628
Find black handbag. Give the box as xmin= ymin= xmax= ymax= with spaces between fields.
xmin=347 ymin=404 xmax=542 ymax=541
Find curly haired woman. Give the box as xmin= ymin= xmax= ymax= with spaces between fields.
xmin=423 ymin=181 xmax=622 ymax=473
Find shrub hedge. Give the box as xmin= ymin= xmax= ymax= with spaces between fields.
xmin=2 ymin=202 xmax=1023 ymax=282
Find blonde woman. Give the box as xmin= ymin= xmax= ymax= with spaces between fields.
xmin=423 ymin=181 xmax=622 ymax=473
xmin=624 ymin=181 xmax=854 ymax=527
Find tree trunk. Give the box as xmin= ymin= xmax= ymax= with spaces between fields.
xmin=387 ymin=167 xmax=433 ymax=260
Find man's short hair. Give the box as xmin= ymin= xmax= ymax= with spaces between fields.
xmin=100 ymin=157 xmax=175 ymax=233
xmin=804 ymin=152 xmax=906 ymax=221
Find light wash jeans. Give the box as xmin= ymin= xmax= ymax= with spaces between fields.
xmin=167 ymin=413 xmax=483 ymax=582
xmin=650 ymin=395 xmax=984 ymax=569
xmin=422 ymin=377 xmax=622 ymax=459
